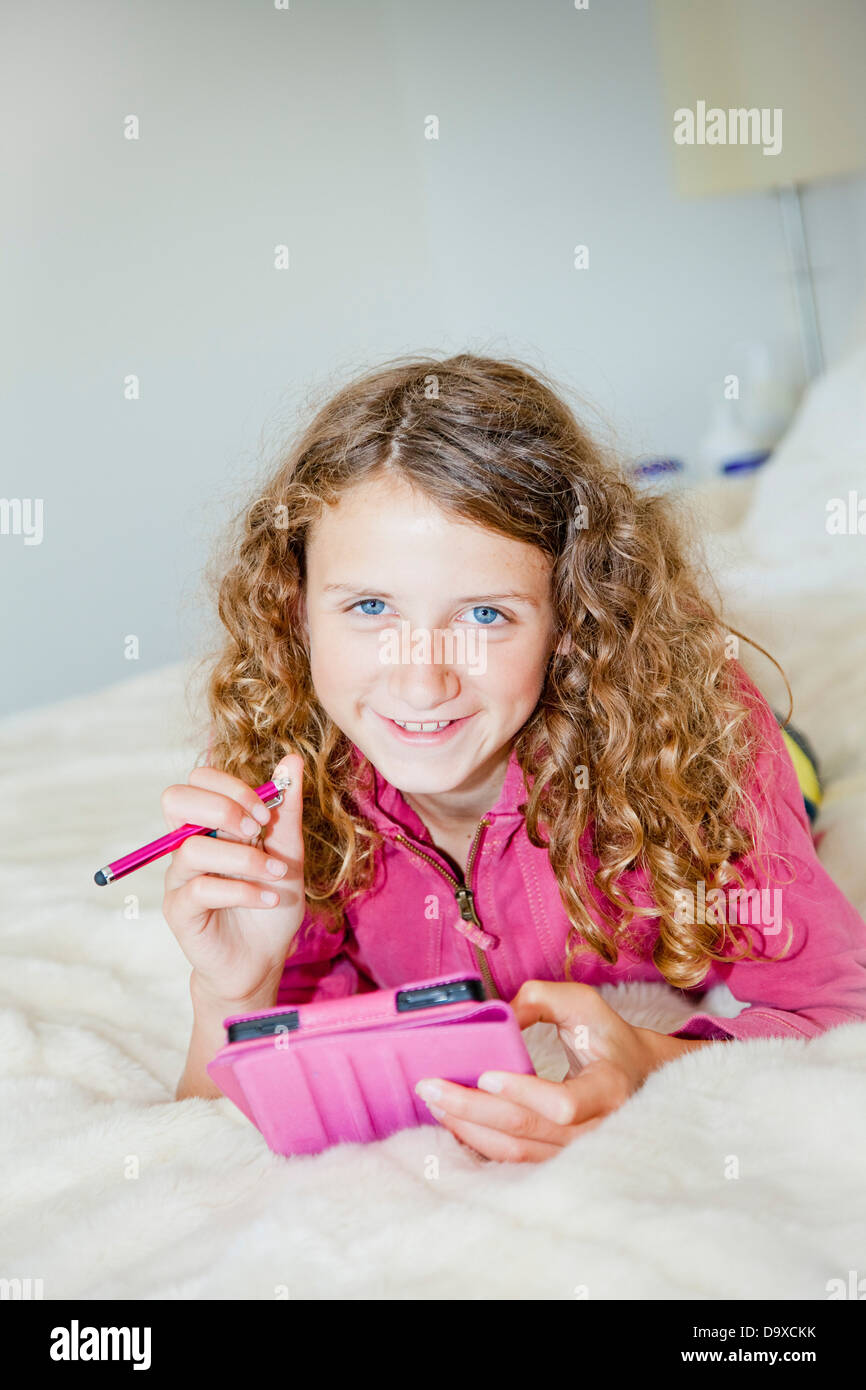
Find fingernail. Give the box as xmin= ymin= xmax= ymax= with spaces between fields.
xmin=251 ymin=802 xmax=270 ymax=824
xmin=476 ymin=1072 xmax=504 ymax=1093
xmin=260 ymin=890 xmax=279 ymax=905
xmin=415 ymin=1080 xmax=442 ymax=1103
xmin=241 ymin=816 xmax=259 ymax=836
xmin=266 ymin=858 xmax=288 ymax=877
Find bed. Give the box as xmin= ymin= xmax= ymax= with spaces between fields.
xmin=2 ymin=346 xmax=865 ymax=1300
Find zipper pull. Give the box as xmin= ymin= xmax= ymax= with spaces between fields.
xmin=453 ymin=886 xmax=497 ymax=949
xmin=455 ymin=884 xmax=481 ymax=923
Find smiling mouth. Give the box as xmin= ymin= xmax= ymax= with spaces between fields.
xmin=374 ymin=710 xmax=472 ymax=734
xmin=390 ymin=717 xmax=458 ymax=731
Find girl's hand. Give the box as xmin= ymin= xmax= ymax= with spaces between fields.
xmin=161 ymin=754 xmax=307 ymax=1006
xmin=414 ymin=980 xmax=713 ymax=1163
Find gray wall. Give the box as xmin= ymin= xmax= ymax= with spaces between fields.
xmin=3 ymin=0 xmax=866 ymax=716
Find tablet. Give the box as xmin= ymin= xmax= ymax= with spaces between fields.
xmin=206 ymin=973 xmax=535 ymax=1156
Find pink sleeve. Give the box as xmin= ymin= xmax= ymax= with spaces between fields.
xmin=276 ymin=908 xmax=378 ymax=1006
xmin=669 ymin=675 xmax=866 ymax=1043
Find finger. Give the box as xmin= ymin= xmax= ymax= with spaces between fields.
xmin=509 ymin=979 xmax=607 ymax=1030
xmin=510 ymin=979 xmax=618 ymax=1061
xmin=415 ymin=1075 xmax=576 ymax=1146
xmin=254 ymin=754 xmax=305 ymax=862
xmin=187 ymin=765 xmax=274 ymax=828
xmin=478 ymin=1062 xmax=632 ymax=1126
xmin=161 ymin=781 xmax=270 ymax=843
xmin=432 ymin=1110 xmax=579 ymax=1164
xmin=163 ymin=832 xmax=297 ymax=893
xmin=271 ymin=751 xmax=308 ymax=798
xmin=166 ymin=873 xmax=291 ymax=938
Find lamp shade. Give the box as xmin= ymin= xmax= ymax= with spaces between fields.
xmin=651 ymin=0 xmax=866 ymax=196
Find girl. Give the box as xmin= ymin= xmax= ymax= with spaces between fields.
xmin=163 ymin=353 xmax=866 ymax=1164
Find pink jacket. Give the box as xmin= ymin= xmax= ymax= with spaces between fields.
xmin=277 ymin=671 xmax=866 ymax=1041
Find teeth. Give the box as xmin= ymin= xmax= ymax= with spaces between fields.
xmin=392 ymin=719 xmax=453 ymax=732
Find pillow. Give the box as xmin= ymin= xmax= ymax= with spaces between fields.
xmin=734 ymin=341 xmax=866 ymax=585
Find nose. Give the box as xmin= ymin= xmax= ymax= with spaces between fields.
xmin=385 ymin=642 xmax=461 ymax=712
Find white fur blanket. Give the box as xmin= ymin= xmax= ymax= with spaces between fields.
xmin=3 ymin=356 xmax=866 ymax=1299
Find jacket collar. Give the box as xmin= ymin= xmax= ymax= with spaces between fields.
xmin=347 ymin=740 xmax=531 ymax=842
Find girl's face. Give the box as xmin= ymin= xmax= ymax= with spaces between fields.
xmin=301 ymin=472 xmax=559 ymax=798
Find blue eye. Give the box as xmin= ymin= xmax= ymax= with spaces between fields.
xmin=465 ymin=606 xmax=504 ymax=625
xmin=349 ymin=599 xmax=507 ymax=625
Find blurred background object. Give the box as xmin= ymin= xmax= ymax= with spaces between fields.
xmin=652 ymin=0 xmax=866 ymax=487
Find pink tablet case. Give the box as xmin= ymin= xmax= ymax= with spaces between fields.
xmin=206 ymin=973 xmax=535 ymax=1156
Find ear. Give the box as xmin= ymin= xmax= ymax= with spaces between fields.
xmin=555 ymin=631 xmax=573 ymax=658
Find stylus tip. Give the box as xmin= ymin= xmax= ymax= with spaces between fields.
xmin=94 ymin=870 xmax=107 ymax=886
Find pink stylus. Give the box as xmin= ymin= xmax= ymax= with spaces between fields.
xmin=93 ymin=773 xmax=293 ymax=885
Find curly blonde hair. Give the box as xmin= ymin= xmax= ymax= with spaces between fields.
xmin=193 ymin=352 xmax=794 ymax=991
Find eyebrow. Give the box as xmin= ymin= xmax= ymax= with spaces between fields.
xmin=321 ymin=582 xmax=540 ymax=607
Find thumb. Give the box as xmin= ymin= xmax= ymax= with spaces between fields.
xmin=510 ymin=980 xmax=617 ymax=1066
xmin=257 ymin=752 xmax=306 ymax=864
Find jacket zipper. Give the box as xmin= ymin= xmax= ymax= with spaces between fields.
xmin=392 ymin=817 xmax=501 ymax=999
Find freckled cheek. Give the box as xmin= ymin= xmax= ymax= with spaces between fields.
xmin=308 ymin=623 xmax=381 ymax=699
xmin=483 ymin=640 xmax=548 ymax=702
